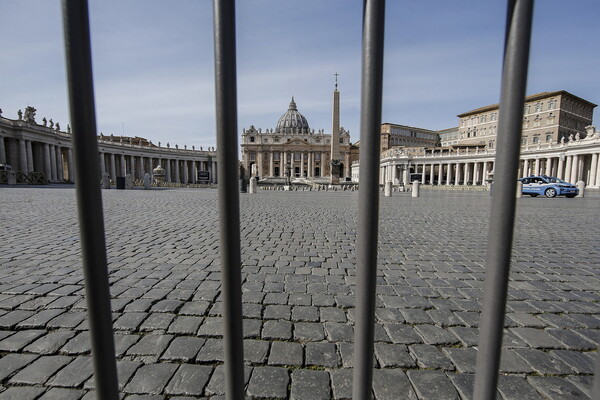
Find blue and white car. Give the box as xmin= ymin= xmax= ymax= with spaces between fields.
xmin=518 ymin=175 xmax=578 ymax=198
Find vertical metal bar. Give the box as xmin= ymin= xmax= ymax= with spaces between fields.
xmin=60 ymin=1 xmax=119 ymax=400
xmin=473 ymin=1 xmax=534 ymax=399
xmin=212 ymin=1 xmax=245 ymax=399
xmin=352 ymin=0 xmax=386 ymax=399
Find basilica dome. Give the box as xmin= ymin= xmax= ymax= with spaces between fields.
xmin=275 ymin=97 xmax=310 ymax=134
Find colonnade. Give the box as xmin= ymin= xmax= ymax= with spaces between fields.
xmin=250 ymin=150 xmax=352 ymax=179
xmin=377 ymin=149 xmax=600 ymax=188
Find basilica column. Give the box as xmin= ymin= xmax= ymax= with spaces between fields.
xmin=19 ymin=139 xmax=28 ymax=175
xmin=473 ymin=162 xmax=480 ymax=185
xmin=594 ymin=153 xmax=600 ymax=187
xmin=212 ymin=160 xmax=217 ymax=184
xmin=175 ymin=159 xmax=180 ymax=183
xmin=428 ymin=164 xmax=434 ymax=185
xmin=56 ymin=147 xmax=64 ymax=181
xmin=165 ymin=159 xmax=171 ymax=182
xmin=120 ymin=154 xmax=126 ymax=177
xmin=269 ymin=152 xmax=274 ymax=177
xmin=557 ymin=156 xmax=564 ymax=180
xmin=588 ymin=153 xmax=598 ymax=187
xmin=43 ymin=143 xmax=52 ymax=179
xmin=67 ymin=149 xmax=74 ymax=182
xmin=49 ymin=145 xmax=57 ymax=181
xmin=300 ymin=152 xmax=305 ymax=177
xmin=183 ymin=160 xmax=189 ymax=183
xmin=564 ymin=156 xmax=573 ymax=182
xmin=544 ymin=158 xmax=551 ymax=176
xmin=0 ymin=136 xmax=6 ymax=164
xmin=110 ymin=153 xmax=116 ymax=180
xmin=26 ymin=141 xmax=34 ymax=173
xmin=446 ymin=163 xmax=453 ymax=185
xmin=437 ymin=164 xmax=443 ymax=185
xmin=522 ymin=159 xmax=529 ymax=178
xmin=464 ymin=163 xmax=471 ymax=185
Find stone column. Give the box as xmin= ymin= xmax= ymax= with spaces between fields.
xmin=428 ymin=164 xmax=433 ymax=184
xmin=212 ymin=161 xmax=217 ymax=184
xmin=446 ymin=163 xmax=453 ymax=185
xmin=589 ymin=153 xmax=598 ymax=187
xmin=26 ymin=141 xmax=34 ymax=173
xmin=119 ymin=154 xmax=125 ymax=177
xmin=595 ymin=153 xmax=600 ymax=187
xmin=533 ymin=158 xmax=539 ymax=176
xmin=43 ymin=143 xmax=52 ymax=179
xmin=192 ymin=161 xmax=198 ymax=183
xmin=99 ymin=153 xmax=106 ymax=177
xmin=570 ymin=155 xmax=579 ymax=183
xmin=19 ymin=139 xmax=28 ymax=174
xmin=564 ymin=156 xmax=573 ymax=182
xmin=522 ymin=159 xmax=529 ymax=178
xmin=270 ymin=152 xmax=274 ymax=177
xmin=473 ymin=162 xmax=480 ymax=185
xmin=49 ymin=145 xmax=57 ymax=181
xmin=455 ymin=163 xmax=462 ymax=185
xmin=464 ymin=163 xmax=471 ymax=185
xmin=175 ymin=160 xmax=180 ymax=183
xmin=300 ymin=152 xmax=305 ymax=177
xmin=0 ymin=136 xmax=6 ymax=164
xmin=129 ymin=157 xmax=135 ymax=178
xmin=67 ymin=149 xmax=74 ymax=182
xmin=56 ymin=147 xmax=64 ymax=181
xmin=544 ymin=158 xmax=552 ymax=176
xmin=557 ymin=156 xmax=564 ymax=180
xmin=110 ymin=153 xmax=116 ymax=180
xmin=165 ymin=159 xmax=171 ymax=182
xmin=184 ymin=160 xmax=189 ymax=183
xmin=437 ymin=164 xmax=443 ymax=185
xmin=402 ymin=166 xmax=409 ymax=185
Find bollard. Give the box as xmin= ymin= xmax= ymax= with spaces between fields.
xmin=7 ymin=171 xmax=16 ymax=185
xmin=248 ymin=177 xmax=257 ymax=194
xmin=101 ymin=173 xmax=110 ymax=189
xmin=384 ymin=181 xmax=392 ymax=197
xmin=239 ymin=178 xmax=247 ymax=193
xmin=125 ymin=174 xmax=133 ymax=190
xmin=143 ymin=173 xmax=151 ymax=190
xmin=576 ymin=181 xmax=585 ymax=198
xmin=516 ymin=181 xmax=523 ymax=198
xmin=412 ymin=180 xmax=420 ymax=197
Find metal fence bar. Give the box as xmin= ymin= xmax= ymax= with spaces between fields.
xmin=61 ymin=1 xmax=120 ymax=399
xmin=473 ymin=1 xmax=534 ymax=399
xmin=212 ymin=1 xmax=245 ymax=399
xmin=352 ymin=0 xmax=386 ymax=399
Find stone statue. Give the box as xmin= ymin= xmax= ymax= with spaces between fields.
xmin=18 ymin=109 xmax=23 ymax=120
xmin=569 ymin=134 xmax=574 ymax=142
xmin=67 ymin=124 xmax=71 ymax=134
xmin=575 ymin=132 xmax=580 ymax=141
xmin=175 ymin=144 xmax=178 ymax=149
xmin=0 ymin=108 xmax=2 ymax=116
xmin=49 ymin=119 xmax=54 ymax=128
xmin=43 ymin=117 xmax=47 ymax=126
xmin=200 ymin=146 xmax=203 ymax=151
xmin=184 ymin=145 xmax=187 ymax=150
xmin=167 ymin=142 xmax=170 ymax=148
xmin=23 ymin=106 xmax=37 ymax=123
xmin=55 ymin=122 xmax=60 ymax=131
xmin=158 ymin=142 xmax=161 ymax=147
xmin=192 ymin=145 xmax=195 ymax=150
xmin=561 ymin=135 xmax=565 ymax=144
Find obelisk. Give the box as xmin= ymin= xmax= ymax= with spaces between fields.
xmin=330 ymin=73 xmax=341 ymax=184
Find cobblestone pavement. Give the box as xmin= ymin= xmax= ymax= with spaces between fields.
xmin=0 ymin=186 xmax=598 ymax=399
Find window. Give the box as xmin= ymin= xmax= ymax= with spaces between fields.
xmin=545 ymin=133 xmax=553 ymax=143
xmin=535 ymin=102 xmax=542 ymax=112
xmin=532 ymin=136 xmax=539 ymax=143
xmin=249 ymin=136 xmax=255 ymax=142
xmin=249 ymin=151 xmax=256 ymax=161
xmin=339 ymin=138 xmax=344 ymax=144
xmin=534 ymin=116 xmax=541 ymax=127
xmin=315 ymin=153 xmax=321 ymax=161
xmin=523 ymin=118 xmax=529 ymax=128
xmin=548 ymin=99 xmax=557 ymax=110
xmin=524 ymin=105 xmax=530 ymax=114
xmin=274 ymin=152 xmax=280 ymax=161
xmin=521 ymin=138 xmax=527 ymax=145
xmin=488 ymin=141 xmax=494 ymax=149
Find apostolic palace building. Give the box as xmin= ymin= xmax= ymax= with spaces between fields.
xmin=354 ymin=90 xmax=600 ymax=190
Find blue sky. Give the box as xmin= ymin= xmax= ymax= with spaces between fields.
xmin=2 ymin=1 xmax=599 ymax=150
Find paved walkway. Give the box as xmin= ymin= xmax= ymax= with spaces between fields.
xmin=0 ymin=187 xmax=598 ymax=399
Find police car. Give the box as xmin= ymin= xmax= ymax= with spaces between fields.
xmin=518 ymin=175 xmax=578 ymax=198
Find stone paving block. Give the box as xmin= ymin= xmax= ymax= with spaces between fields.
xmin=178 ymin=301 xmax=210 ymax=316
xmin=414 ymin=324 xmax=460 ymax=346
xmin=197 ymin=317 xmax=223 ymax=337
xmin=47 ymin=355 xmax=94 ymax=387
xmin=46 ymin=311 xmax=87 ymax=329
xmin=243 ymin=339 xmax=270 ymax=364
xmin=0 ymin=310 xmax=35 ymax=328
xmin=0 ymin=386 xmax=46 ymax=400
xmin=0 ymin=329 xmax=45 ymax=352
xmin=550 ymin=349 xmax=596 ymax=374
xmin=246 ymin=366 xmax=289 ymax=399
xmin=126 ymin=334 xmax=173 ymax=358
xmin=16 ymin=309 xmax=66 ymax=328
xmin=511 ymin=327 xmax=564 ymax=348
xmin=0 ymin=353 xmax=38 ymax=382
xmin=268 ymin=341 xmax=303 ymax=366
xmin=372 ymin=369 xmax=417 ymax=400
xmin=9 ymin=355 xmax=72 ymax=385
xmin=196 ymin=338 xmax=224 ymax=363
xmin=406 ymin=370 xmax=459 ymax=400
xmin=24 ymin=330 xmax=76 ymax=354
xmin=324 ymin=322 xmax=354 ymax=341
xmin=497 ymin=375 xmax=544 ymax=400
xmin=440 ymin=341 xmax=476 ymax=371
xmin=546 ymin=329 xmax=597 ymax=350
xmin=514 ymin=348 xmax=574 ymax=375
xmin=166 ymin=315 xmax=203 ymax=335
xmin=261 ymin=320 xmax=292 ymax=340
xmin=447 ymin=373 xmax=475 ymax=400
xmin=330 ymin=368 xmax=352 ymax=400
xmin=408 ymin=344 xmax=454 ymax=370
xmin=204 ymin=365 xmax=252 ymax=396
xmin=527 ymin=376 xmax=588 ymax=399
xmin=448 ymin=327 xmax=479 ymax=347
xmin=566 ymin=375 xmax=594 ymax=398
xmin=264 ymin=304 xmax=291 ymax=320
xmin=383 ymin=324 xmax=422 ymax=344
xmin=124 ymin=363 xmax=179 ymax=395
xmin=305 ymin=342 xmax=339 ymax=368
xmin=164 ymin=364 xmax=212 ymax=396
xmin=140 ymin=313 xmax=176 ymax=332
xmin=499 ymin=349 xmax=535 ymax=373
xmin=124 ymin=299 xmax=154 ymax=313
xmin=114 ymin=333 xmax=141 ymax=357
xmin=243 ymin=318 xmax=262 ymax=338
xmin=161 ymin=336 xmax=205 ymax=362
xmin=37 ymin=388 xmax=85 ymax=400
xmin=114 ymin=312 xmax=148 ymax=331
xmin=374 ymin=343 xmax=415 ymax=368
xmin=290 ymin=369 xmax=330 ymax=400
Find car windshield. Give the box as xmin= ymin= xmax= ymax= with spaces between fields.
xmin=546 ymin=177 xmax=566 ymax=183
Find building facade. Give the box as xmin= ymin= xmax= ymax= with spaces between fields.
xmin=0 ymin=106 xmax=218 ymax=184
xmin=380 ymin=123 xmax=439 ymax=152
xmin=352 ymin=91 xmax=600 ymax=189
xmin=241 ymin=96 xmax=357 ymax=180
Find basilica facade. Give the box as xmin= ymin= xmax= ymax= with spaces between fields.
xmin=241 ymin=95 xmax=357 ymax=181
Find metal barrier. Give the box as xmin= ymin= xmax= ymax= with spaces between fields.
xmin=61 ymin=1 xmax=599 ymax=399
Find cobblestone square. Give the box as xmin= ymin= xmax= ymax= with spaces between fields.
xmin=0 ymin=187 xmax=598 ymax=399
